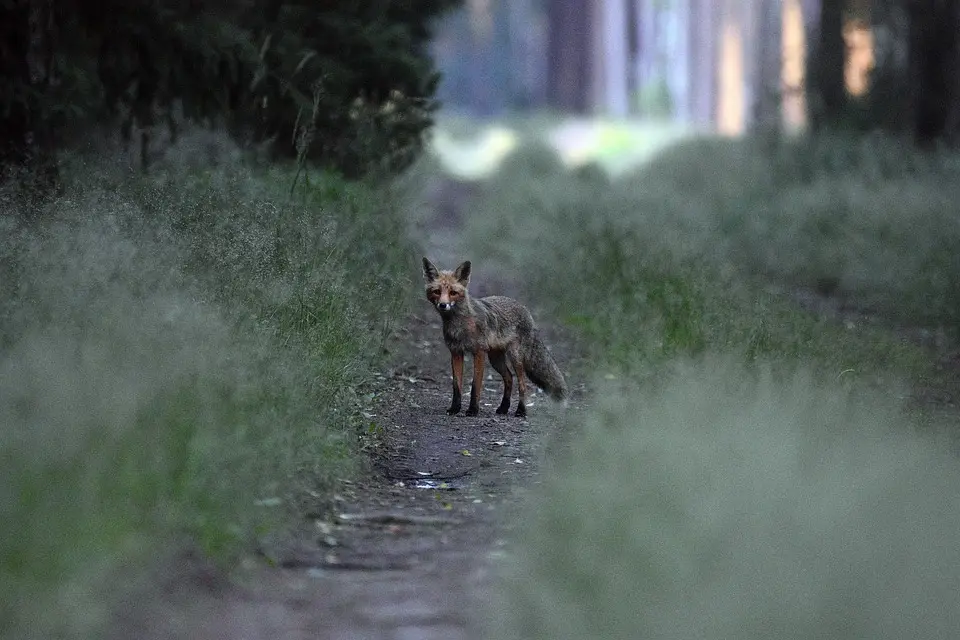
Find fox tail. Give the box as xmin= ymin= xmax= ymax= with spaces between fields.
xmin=523 ymin=330 xmax=568 ymax=403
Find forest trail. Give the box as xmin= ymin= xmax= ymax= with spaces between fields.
xmin=106 ymin=177 xmax=578 ymax=640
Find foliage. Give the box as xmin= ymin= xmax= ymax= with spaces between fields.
xmin=467 ymin=134 xmax=941 ymax=380
xmin=468 ymin=133 xmax=960 ymax=638
xmin=0 ymin=136 xmax=415 ymax=638
xmin=809 ymin=0 xmax=960 ymax=144
xmin=489 ymin=357 xmax=960 ymax=640
xmin=245 ymin=1 xmax=460 ymax=177
xmin=0 ymin=0 xmax=461 ymax=183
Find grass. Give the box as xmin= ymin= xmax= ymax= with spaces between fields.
xmin=460 ymin=126 xmax=960 ymax=387
xmin=0 ymin=134 xmax=415 ymax=638
xmin=465 ymin=128 xmax=960 ymax=638
xmin=469 ymin=136 xmax=938 ymax=383
xmin=489 ymin=357 xmax=960 ymax=640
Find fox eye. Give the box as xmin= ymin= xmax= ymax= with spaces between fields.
xmin=428 ymin=287 xmax=440 ymax=296
xmin=448 ymin=290 xmax=460 ymax=297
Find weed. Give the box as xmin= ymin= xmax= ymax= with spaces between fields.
xmin=0 ymin=132 xmax=414 ymax=638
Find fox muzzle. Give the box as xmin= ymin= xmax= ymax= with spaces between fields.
xmin=436 ymin=301 xmax=455 ymax=312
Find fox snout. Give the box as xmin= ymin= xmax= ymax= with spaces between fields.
xmin=423 ymin=257 xmax=469 ymax=316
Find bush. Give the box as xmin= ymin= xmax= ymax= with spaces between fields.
xmin=1 ymin=1 xmax=462 ymax=185
xmin=0 ymin=144 xmax=413 ymax=638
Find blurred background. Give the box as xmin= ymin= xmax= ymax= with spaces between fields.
xmin=426 ymin=0 xmax=957 ymax=175
xmin=432 ymin=0 xmax=879 ymax=130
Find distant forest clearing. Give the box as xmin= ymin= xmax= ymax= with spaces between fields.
xmin=429 ymin=117 xmax=693 ymax=179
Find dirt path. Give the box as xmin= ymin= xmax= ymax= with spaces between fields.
xmin=105 ymin=178 xmax=576 ymax=640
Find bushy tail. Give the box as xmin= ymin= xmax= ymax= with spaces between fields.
xmin=523 ymin=330 xmax=568 ymax=402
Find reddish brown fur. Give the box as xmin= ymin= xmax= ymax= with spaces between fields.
xmin=422 ymin=257 xmax=568 ymax=418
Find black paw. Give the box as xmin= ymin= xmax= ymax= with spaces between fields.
xmin=446 ymin=405 xmax=461 ymax=415
xmin=495 ymin=404 xmax=510 ymax=415
xmin=465 ymin=406 xmax=480 ymax=417
xmin=515 ymin=406 xmax=527 ymax=418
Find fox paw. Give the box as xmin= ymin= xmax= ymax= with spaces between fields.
xmin=446 ymin=405 xmax=461 ymax=415
xmin=514 ymin=406 xmax=527 ymax=418
xmin=465 ymin=406 xmax=480 ymax=417
xmin=495 ymin=405 xmax=510 ymax=415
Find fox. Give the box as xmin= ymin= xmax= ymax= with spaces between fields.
xmin=422 ymin=257 xmax=568 ymax=418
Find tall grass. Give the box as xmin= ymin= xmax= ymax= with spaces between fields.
xmin=471 ymin=133 xmax=960 ymax=346
xmin=489 ymin=357 xmax=960 ymax=640
xmin=468 ymin=131 xmax=960 ymax=638
xmin=469 ymin=135 xmax=940 ymax=379
xmin=0 ymin=143 xmax=413 ymax=638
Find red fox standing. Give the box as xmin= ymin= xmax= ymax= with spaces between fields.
xmin=422 ymin=257 xmax=568 ymax=417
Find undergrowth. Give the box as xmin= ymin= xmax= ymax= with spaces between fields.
xmin=489 ymin=357 xmax=960 ymax=640
xmin=470 ymin=130 xmax=960 ymax=638
xmin=0 ymin=138 xmax=413 ymax=638
xmin=469 ymin=133 xmax=955 ymax=379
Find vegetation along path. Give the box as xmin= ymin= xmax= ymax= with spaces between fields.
xmin=106 ymin=177 xmax=578 ymax=639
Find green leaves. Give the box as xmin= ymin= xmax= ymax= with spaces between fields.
xmin=1 ymin=0 xmax=462 ymax=181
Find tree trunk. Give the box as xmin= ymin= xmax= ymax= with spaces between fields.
xmin=809 ymin=0 xmax=846 ymax=130
xmin=907 ymin=0 xmax=960 ymax=147
xmin=546 ymin=0 xmax=593 ymax=113
xmin=600 ymin=0 xmax=629 ymax=116
xmin=0 ymin=0 xmax=59 ymax=201
xmin=688 ymin=0 xmax=719 ymax=127
xmin=753 ymin=0 xmax=783 ymax=132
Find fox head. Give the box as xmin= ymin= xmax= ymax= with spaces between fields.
xmin=422 ymin=257 xmax=470 ymax=315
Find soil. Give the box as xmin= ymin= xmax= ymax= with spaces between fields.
xmin=104 ymin=177 xmax=582 ymax=640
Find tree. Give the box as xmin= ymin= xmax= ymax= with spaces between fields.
xmin=808 ymin=0 xmax=848 ymax=129
xmin=546 ymin=0 xmax=593 ymax=113
xmin=906 ymin=0 xmax=960 ymax=146
xmin=240 ymin=1 xmax=460 ymax=177
xmin=0 ymin=0 xmax=462 ymax=194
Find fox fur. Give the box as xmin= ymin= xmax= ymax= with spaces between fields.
xmin=422 ymin=257 xmax=568 ymax=417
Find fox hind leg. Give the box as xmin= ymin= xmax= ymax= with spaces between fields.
xmin=488 ymin=350 xmax=512 ymax=415
xmin=507 ymin=344 xmax=528 ymax=418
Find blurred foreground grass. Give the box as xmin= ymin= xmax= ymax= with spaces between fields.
xmin=460 ymin=126 xmax=960 ymax=638
xmin=490 ymin=357 xmax=960 ymax=640
xmin=0 ymin=138 xmax=414 ymax=638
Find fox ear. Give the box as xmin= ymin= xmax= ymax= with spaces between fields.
xmin=422 ymin=257 xmax=440 ymax=282
xmin=453 ymin=260 xmax=471 ymax=286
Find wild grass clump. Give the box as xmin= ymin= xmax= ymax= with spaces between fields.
xmin=467 ymin=139 xmax=928 ymax=379
xmin=470 ymin=130 xmax=960 ymax=639
xmin=632 ymin=132 xmax=960 ymax=330
xmin=0 ymin=146 xmax=412 ymax=638
xmin=489 ymin=357 xmax=960 ymax=640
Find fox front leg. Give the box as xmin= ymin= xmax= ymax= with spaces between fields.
xmin=448 ymin=352 xmax=464 ymax=415
xmin=466 ymin=350 xmax=486 ymax=416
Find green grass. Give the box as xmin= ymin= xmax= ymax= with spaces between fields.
xmin=468 ymin=135 xmax=939 ymax=382
xmin=488 ymin=357 xmax=960 ymax=640
xmin=0 ymin=140 xmax=415 ymax=638
xmin=636 ymin=133 xmax=960 ymax=329
xmin=468 ymin=129 xmax=960 ymax=638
